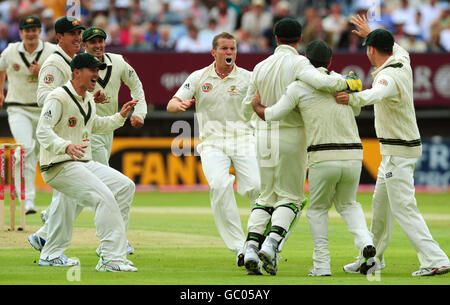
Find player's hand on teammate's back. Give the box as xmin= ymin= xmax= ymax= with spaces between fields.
xmin=345 ymin=71 xmax=362 ymax=92
xmin=66 ymin=144 xmax=87 ymax=160
xmin=334 ymin=91 xmax=350 ymax=105
xmin=93 ymin=89 xmax=107 ymax=104
xmin=120 ymin=99 xmax=138 ymax=118
xmin=131 ymin=115 xmax=144 ymax=128
xmin=350 ymin=14 xmax=371 ymax=38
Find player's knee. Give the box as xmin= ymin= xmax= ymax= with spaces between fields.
xmin=209 ymin=174 xmax=234 ymax=191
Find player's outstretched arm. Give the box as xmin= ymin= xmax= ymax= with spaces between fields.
xmin=350 ymin=14 xmax=371 ymax=38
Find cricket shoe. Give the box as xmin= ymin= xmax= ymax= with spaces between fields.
xmin=359 ymin=245 xmax=377 ymax=275
xmin=258 ymin=237 xmax=279 ymax=275
xmin=308 ymin=268 xmax=332 ymax=276
xmin=96 ymin=258 xmax=138 ymax=272
xmin=40 ymin=209 xmax=48 ymax=224
xmin=39 ymin=254 xmax=79 ymax=267
xmin=25 ymin=200 xmax=37 ymax=215
xmin=244 ymin=244 xmax=263 ymax=275
xmin=343 ymin=257 xmax=385 ymax=274
xmin=127 ymin=241 xmax=135 ymax=255
xmin=96 ymin=241 xmax=135 ymax=257
xmin=28 ymin=233 xmax=46 ymax=251
xmin=412 ymin=266 xmax=450 ymax=277
xmin=236 ymin=248 xmax=244 ymax=267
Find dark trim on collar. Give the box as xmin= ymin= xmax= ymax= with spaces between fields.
xmin=62 ymin=85 xmax=92 ymax=125
xmin=96 ymin=54 xmax=112 ymax=88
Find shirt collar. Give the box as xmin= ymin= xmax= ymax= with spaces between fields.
xmin=64 ymin=80 xmax=92 ymax=103
xmin=56 ymin=44 xmax=75 ymax=61
xmin=18 ymin=40 xmax=44 ymax=54
xmin=372 ymin=54 xmax=397 ymax=77
xmin=208 ymin=61 xmax=238 ymax=79
xmin=274 ymin=44 xmax=299 ymax=55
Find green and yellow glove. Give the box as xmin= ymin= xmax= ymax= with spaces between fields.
xmin=345 ymin=71 xmax=362 ymax=92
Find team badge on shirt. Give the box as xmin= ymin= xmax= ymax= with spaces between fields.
xmin=202 ymin=83 xmax=213 ymax=92
xmin=44 ymin=74 xmax=54 ymax=84
xmin=378 ymin=79 xmax=388 ymax=86
xmin=227 ymin=85 xmax=238 ymax=95
xmin=82 ymin=131 xmax=90 ymax=142
xmin=68 ymin=117 xmax=77 ymax=127
xmin=13 ymin=63 xmax=20 ymax=72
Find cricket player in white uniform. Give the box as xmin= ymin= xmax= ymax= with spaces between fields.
xmin=80 ymin=27 xmax=147 ymax=256
xmin=167 ymin=32 xmax=260 ymax=267
xmin=252 ymin=40 xmax=375 ymax=276
xmin=336 ymin=15 xmax=450 ymax=277
xmin=81 ymin=27 xmax=147 ymax=165
xmin=0 ymin=16 xmax=56 ymax=214
xmin=241 ymin=18 xmax=362 ymax=276
xmin=36 ymin=52 xmax=138 ymax=272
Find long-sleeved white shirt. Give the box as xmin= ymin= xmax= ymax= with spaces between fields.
xmin=93 ymin=52 xmax=147 ymax=121
xmin=349 ymin=43 xmax=421 ymax=158
xmin=241 ymin=44 xmax=348 ymax=129
xmin=265 ymin=67 xmax=363 ymax=164
xmin=37 ymin=44 xmax=73 ymax=107
xmin=37 ymin=81 xmax=126 ymax=181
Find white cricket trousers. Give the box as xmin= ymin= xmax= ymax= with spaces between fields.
xmin=371 ymin=155 xmax=449 ymax=269
xmin=40 ymin=161 xmax=135 ymax=261
xmin=199 ymin=142 xmax=260 ymax=253
xmin=7 ymin=108 xmax=40 ymax=202
xmin=307 ymin=160 xmax=373 ymax=271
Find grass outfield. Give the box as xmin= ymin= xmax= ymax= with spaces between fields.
xmin=0 ymin=191 xmax=450 ymax=285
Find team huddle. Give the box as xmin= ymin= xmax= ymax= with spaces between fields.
xmin=1 ymin=13 xmax=449 ymax=276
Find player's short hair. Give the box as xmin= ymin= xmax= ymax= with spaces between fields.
xmin=212 ymin=32 xmax=236 ymax=50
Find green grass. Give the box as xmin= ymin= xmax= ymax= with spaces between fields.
xmin=1 ymin=191 xmax=450 ymax=285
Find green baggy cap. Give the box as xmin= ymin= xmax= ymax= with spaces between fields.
xmin=306 ymin=40 xmax=332 ymax=65
xmin=362 ymin=28 xmax=394 ymax=51
xmin=274 ymin=17 xmax=302 ymax=38
xmin=82 ymin=27 xmax=107 ymax=42
xmin=55 ymin=16 xmax=85 ymax=34
xmin=20 ymin=16 xmax=41 ymax=29
xmin=70 ymin=53 xmax=107 ymax=71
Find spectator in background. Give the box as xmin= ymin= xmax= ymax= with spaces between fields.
xmin=419 ymin=0 xmax=442 ymax=42
xmin=392 ymin=19 xmax=406 ymax=42
xmin=130 ymin=0 xmax=148 ymax=25
xmin=199 ymin=18 xmax=221 ymax=48
xmin=175 ymin=25 xmax=209 ymax=53
xmin=391 ymin=0 xmax=416 ymax=27
xmin=126 ymin=23 xmax=153 ymax=51
xmin=191 ymin=0 xmax=210 ymax=30
xmin=0 ymin=21 xmax=9 ymax=51
xmin=439 ymin=27 xmax=450 ymax=52
xmin=41 ymin=8 xmax=56 ymax=43
xmin=399 ymin=23 xmax=428 ymax=53
xmin=336 ymin=21 xmax=364 ymax=53
xmin=303 ymin=17 xmax=333 ymax=48
xmin=144 ymin=17 xmax=161 ymax=48
xmin=155 ymin=24 xmax=176 ymax=51
xmin=367 ymin=2 xmax=394 ymax=32
xmin=322 ymin=2 xmax=347 ymax=47
xmin=41 ymin=0 xmax=66 ymax=19
xmin=273 ymin=1 xmax=292 ymax=24
xmin=171 ymin=14 xmax=195 ymax=41
xmin=235 ymin=28 xmax=253 ymax=53
xmin=240 ymin=0 xmax=273 ymax=47
xmin=0 ymin=0 xmax=13 ymax=24
xmin=158 ymin=0 xmax=183 ymax=25
xmin=106 ymin=23 xmax=123 ymax=47
xmin=209 ymin=0 xmax=238 ymax=33
xmin=18 ymin=0 xmax=45 ymax=19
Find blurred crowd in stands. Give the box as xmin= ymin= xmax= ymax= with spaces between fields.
xmin=0 ymin=0 xmax=449 ymax=53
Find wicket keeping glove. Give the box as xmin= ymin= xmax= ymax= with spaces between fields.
xmin=345 ymin=71 xmax=362 ymax=92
